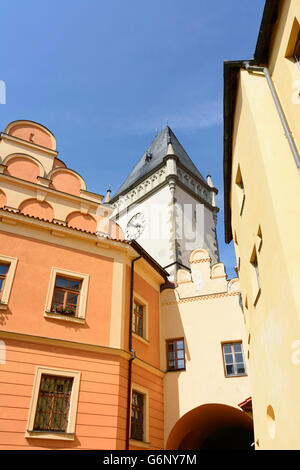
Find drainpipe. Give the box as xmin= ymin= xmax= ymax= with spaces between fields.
xmin=243 ymin=62 xmax=300 ymax=170
xmin=125 ymin=254 xmax=142 ymax=450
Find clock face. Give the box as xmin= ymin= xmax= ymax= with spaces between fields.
xmin=126 ymin=213 xmax=146 ymax=240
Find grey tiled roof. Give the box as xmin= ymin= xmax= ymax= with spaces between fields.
xmin=111 ymin=126 xmax=206 ymax=200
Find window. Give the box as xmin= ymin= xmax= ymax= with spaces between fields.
xmin=222 ymin=342 xmax=246 ymax=377
xmin=166 ymin=338 xmax=185 ymax=371
xmin=0 ymin=255 xmax=18 ymax=310
xmin=0 ymin=264 xmax=9 ymax=297
xmin=26 ymin=367 xmax=80 ymax=440
xmin=44 ymin=268 xmax=89 ymax=323
xmin=51 ymin=276 xmax=82 ymax=316
xmin=294 ymin=32 xmax=300 ymax=71
xmin=131 ymin=391 xmax=144 ymax=441
xmin=129 ymin=384 xmax=149 ymax=447
xmin=235 ymin=165 xmax=245 ymax=215
xmin=250 ymin=247 xmax=261 ymax=305
xmin=257 ymin=226 xmax=263 ymax=252
xmin=33 ymin=375 xmax=73 ymax=432
xmin=133 ymin=299 xmax=144 ymax=337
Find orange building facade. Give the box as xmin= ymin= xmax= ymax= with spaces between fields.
xmin=0 ymin=120 xmax=166 ymax=450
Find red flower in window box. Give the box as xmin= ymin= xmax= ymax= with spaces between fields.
xmin=55 ymin=304 xmax=76 ymax=316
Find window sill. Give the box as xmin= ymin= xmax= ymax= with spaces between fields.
xmin=44 ymin=311 xmax=85 ymax=324
xmin=132 ymin=331 xmax=150 ymax=346
xmin=25 ymin=430 xmax=75 ymax=441
xmin=0 ymin=302 xmax=8 ymax=310
xmin=130 ymin=439 xmax=150 ymax=449
xmin=225 ymin=373 xmax=248 ymax=379
xmin=166 ymin=367 xmax=186 ymax=373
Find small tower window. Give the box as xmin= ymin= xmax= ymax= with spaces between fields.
xmin=235 ymin=165 xmax=245 ymax=215
xmin=250 ymin=247 xmax=261 ymax=305
xmin=294 ymin=32 xmax=300 ymax=71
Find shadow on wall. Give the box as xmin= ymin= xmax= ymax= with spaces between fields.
xmin=166 ymin=403 xmax=254 ymax=450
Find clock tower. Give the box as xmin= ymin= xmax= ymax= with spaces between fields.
xmin=109 ymin=126 xmax=220 ymax=280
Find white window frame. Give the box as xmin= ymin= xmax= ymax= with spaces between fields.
xmin=26 ymin=366 xmax=81 ymax=440
xmin=129 ymin=383 xmax=150 ymax=448
xmin=0 ymin=254 xmax=18 ymax=310
xmin=132 ymin=293 xmax=149 ymax=345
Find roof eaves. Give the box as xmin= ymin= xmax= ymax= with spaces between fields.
xmin=254 ymin=0 xmax=281 ymax=64
xmin=223 ymin=60 xmax=248 ymax=244
xmin=223 ymin=0 xmax=281 ymax=244
xmin=0 ymin=207 xmax=168 ymax=280
xmin=129 ymin=239 xmax=169 ymax=280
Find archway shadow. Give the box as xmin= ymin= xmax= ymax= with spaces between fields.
xmin=166 ymin=403 xmax=254 ymax=451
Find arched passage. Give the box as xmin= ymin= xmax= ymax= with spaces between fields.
xmin=166 ymin=403 xmax=254 ymax=451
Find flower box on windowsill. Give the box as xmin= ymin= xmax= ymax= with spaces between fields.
xmin=44 ymin=310 xmax=85 ymax=324
xmin=53 ymin=305 xmax=76 ymax=316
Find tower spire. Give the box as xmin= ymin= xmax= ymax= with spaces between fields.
xmin=104 ymin=185 xmax=111 ymax=203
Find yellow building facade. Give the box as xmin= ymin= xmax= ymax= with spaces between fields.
xmin=224 ymin=0 xmax=300 ymax=450
xmin=161 ymin=249 xmax=252 ymax=450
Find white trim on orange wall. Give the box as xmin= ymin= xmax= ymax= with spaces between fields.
xmin=44 ymin=267 xmax=89 ymax=322
xmin=129 ymin=382 xmax=150 ymax=448
xmin=0 ymin=253 xmax=18 ymax=309
xmin=25 ymin=366 xmax=81 ymax=441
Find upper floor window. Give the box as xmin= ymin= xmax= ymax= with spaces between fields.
xmin=294 ymin=32 xmax=300 ymax=71
xmin=235 ymin=165 xmax=245 ymax=215
xmin=0 ymin=264 xmax=9 ymax=298
xmin=222 ymin=342 xmax=246 ymax=377
xmin=133 ymin=299 xmax=144 ymax=337
xmin=166 ymin=338 xmax=185 ymax=371
xmin=44 ymin=268 xmax=89 ymax=323
xmin=0 ymin=255 xmax=18 ymax=310
xmin=51 ymin=276 xmax=82 ymax=317
xmin=250 ymin=247 xmax=261 ymax=305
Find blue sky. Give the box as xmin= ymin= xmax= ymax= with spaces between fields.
xmin=1 ymin=0 xmax=265 ymax=278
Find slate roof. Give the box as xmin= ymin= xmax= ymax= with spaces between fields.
xmin=111 ymin=126 xmax=206 ymax=201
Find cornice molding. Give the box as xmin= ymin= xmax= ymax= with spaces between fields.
xmin=0 ymin=172 xmax=101 ymax=208
xmin=0 ymin=330 xmax=165 ymax=378
xmin=162 ymin=290 xmax=240 ymax=305
xmin=111 ymin=161 xmax=219 ymax=216
xmin=0 ymin=132 xmax=58 ymax=157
